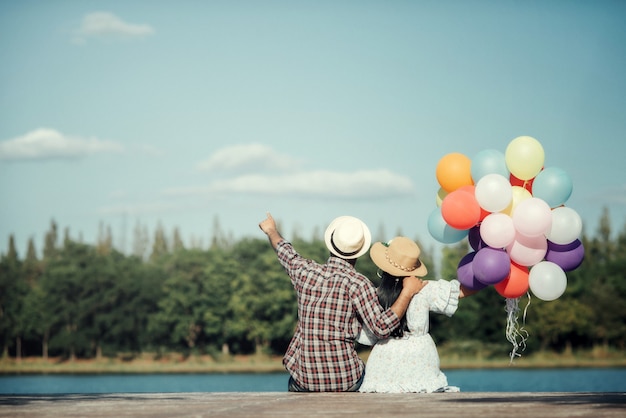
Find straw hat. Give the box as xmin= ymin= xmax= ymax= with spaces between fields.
xmin=370 ymin=236 xmax=428 ymax=277
xmin=324 ymin=216 xmax=371 ymax=259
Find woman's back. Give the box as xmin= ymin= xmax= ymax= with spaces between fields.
xmin=359 ymin=280 xmax=461 ymax=393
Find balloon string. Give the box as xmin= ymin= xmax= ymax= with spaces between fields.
xmin=504 ymin=293 xmax=531 ymax=364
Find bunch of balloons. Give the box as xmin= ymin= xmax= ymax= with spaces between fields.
xmin=428 ymin=136 xmax=584 ymax=302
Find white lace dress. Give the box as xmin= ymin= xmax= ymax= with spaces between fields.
xmin=358 ymin=279 xmax=461 ymax=393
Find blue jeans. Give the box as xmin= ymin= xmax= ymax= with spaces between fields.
xmin=288 ymin=373 xmax=364 ymax=392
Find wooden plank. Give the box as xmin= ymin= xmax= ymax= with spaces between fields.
xmin=1 ymin=392 xmax=624 ymax=418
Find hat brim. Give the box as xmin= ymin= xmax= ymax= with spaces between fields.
xmin=369 ymin=241 xmax=428 ymax=277
xmin=324 ymin=216 xmax=372 ymax=260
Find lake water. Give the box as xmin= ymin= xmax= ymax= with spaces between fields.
xmin=1 ymin=369 xmax=625 ymax=394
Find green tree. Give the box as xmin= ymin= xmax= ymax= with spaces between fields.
xmin=132 ymin=220 xmax=150 ymax=260
xmin=525 ymin=299 xmax=593 ymax=351
xmin=0 ymin=235 xmax=29 ymax=359
xmin=43 ymin=220 xmax=59 ymax=260
xmin=148 ymin=248 xmax=232 ymax=355
xmin=115 ymin=257 xmax=165 ymax=354
xmin=150 ymin=223 xmax=168 ymax=261
xmin=228 ymin=238 xmax=296 ymax=354
xmin=40 ymin=241 xmax=95 ymax=360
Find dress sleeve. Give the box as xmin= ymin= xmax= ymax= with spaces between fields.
xmin=425 ymin=279 xmax=461 ymax=317
xmin=356 ymin=326 xmax=379 ymax=346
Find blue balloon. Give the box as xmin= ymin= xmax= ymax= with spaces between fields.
xmin=532 ymin=167 xmax=573 ymax=208
xmin=428 ymin=207 xmax=468 ymax=244
xmin=471 ymin=149 xmax=509 ymax=182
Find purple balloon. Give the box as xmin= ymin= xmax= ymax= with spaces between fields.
xmin=456 ymin=252 xmax=488 ymax=290
xmin=473 ymin=247 xmax=511 ymax=285
xmin=546 ymin=239 xmax=585 ymax=271
xmin=468 ymin=226 xmax=485 ymax=251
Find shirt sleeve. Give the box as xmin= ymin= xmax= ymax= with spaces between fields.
xmin=352 ymin=278 xmax=400 ymax=339
xmin=423 ymin=279 xmax=461 ymax=317
xmin=275 ymin=240 xmax=307 ymax=288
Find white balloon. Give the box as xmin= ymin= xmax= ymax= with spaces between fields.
xmin=546 ymin=207 xmax=583 ymax=245
xmin=512 ymin=197 xmax=552 ymax=237
xmin=529 ymin=261 xmax=567 ymax=301
xmin=480 ymin=213 xmax=516 ymax=248
xmin=475 ymin=173 xmax=513 ymax=212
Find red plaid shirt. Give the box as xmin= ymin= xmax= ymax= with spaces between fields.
xmin=276 ymin=240 xmax=400 ymax=392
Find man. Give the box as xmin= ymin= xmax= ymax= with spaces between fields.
xmin=259 ymin=212 xmax=426 ymax=392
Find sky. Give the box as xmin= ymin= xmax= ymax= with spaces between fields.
xmin=1 ymin=0 xmax=625 ymax=261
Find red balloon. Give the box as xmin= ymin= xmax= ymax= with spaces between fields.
xmin=458 ymin=185 xmax=490 ymax=221
xmin=441 ymin=189 xmax=481 ymax=230
xmin=495 ymin=262 xmax=529 ymax=298
xmin=509 ymin=173 xmax=535 ymax=193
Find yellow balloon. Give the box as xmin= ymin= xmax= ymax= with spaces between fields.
xmin=501 ymin=186 xmax=532 ymax=216
xmin=436 ymin=152 xmax=474 ymax=192
xmin=436 ymin=187 xmax=448 ymax=207
xmin=505 ymin=136 xmax=545 ymax=180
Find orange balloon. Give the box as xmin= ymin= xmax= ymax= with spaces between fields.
xmin=441 ymin=189 xmax=481 ymax=230
xmin=495 ymin=262 xmax=529 ymax=298
xmin=436 ymin=152 xmax=474 ymax=192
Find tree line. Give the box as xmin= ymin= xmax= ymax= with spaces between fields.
xmin=1 ymin=208 xmax=624 ymax=361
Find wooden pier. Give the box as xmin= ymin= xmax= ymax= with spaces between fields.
xmin=1 ymin=392 xmax=625 ymax=418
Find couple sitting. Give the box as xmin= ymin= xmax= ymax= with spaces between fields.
xmin=259 ymin=213 xmax=476 ymax=393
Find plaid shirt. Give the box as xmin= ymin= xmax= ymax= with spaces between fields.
xmin=276 ymin=240 xmax=400 ymax=392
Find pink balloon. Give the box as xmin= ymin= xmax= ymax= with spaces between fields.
xmin=506 ymin=232 xmax=548 ymax=266
xmin=512 ymin=197 xmax=552 ymax=237
xmin=480 ymin=213 xmax=516 ymax=248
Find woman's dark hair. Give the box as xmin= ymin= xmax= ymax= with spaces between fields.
xmin=377 ymin=270 xmax=409 ymax=338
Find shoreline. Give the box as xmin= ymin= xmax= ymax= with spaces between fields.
xmin=2 ymin=352 xmax=626 ymax=375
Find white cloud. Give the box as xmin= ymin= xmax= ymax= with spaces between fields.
xmin=72 ymin=11 xmax=155 ymax=44
xmin=196 ymin=143 xmax=302 ymax=173
xmin=164 ymin=169 xmax=415 ymax=199
xmin=0 ymin=128 xmax=124 ymax=161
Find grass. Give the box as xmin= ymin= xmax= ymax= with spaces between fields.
xmin=2 ymin=348 xmax=625 ymax=375
xmin=0 ymin=353 xmax=286 ymax=375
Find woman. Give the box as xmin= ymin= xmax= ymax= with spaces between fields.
xmin=358 ymin=236 xmax=477 ymax=393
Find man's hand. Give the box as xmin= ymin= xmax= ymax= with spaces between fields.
xmin=401 ymin=276 xmax=428 ymax=296
xmin=389 ymin=276 xmax=427 ymax=319
xmin=259 ymin=212 xmax=283 ymax=249
xmin=259 ymin=212 xmax=277 ymax=235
